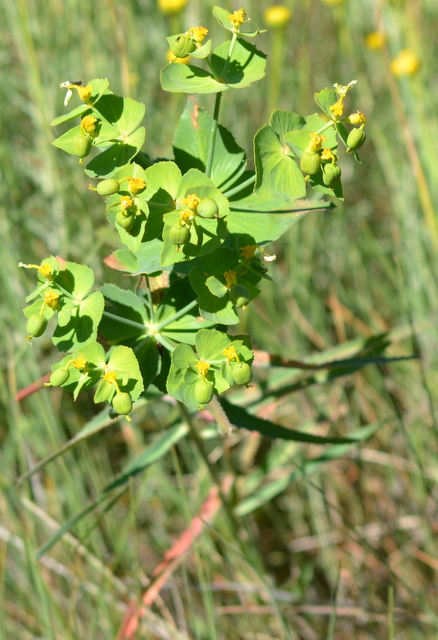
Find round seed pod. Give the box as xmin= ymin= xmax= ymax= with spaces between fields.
xmin=116 ymin=211 xmax=135 ymax=230
xmin=50 ymin=368 xmax=70 ymax=387
xmin=347 ymin=127 xmax=366 ymax=150
xmin=97 ymin=179 xmax=120 ymax=196
xmin=197 ymin=197 xmax=218 ymax=218
xmin=26 ymin=314 xmax=48 ymax=337
xmin=194 ymin=379 xmax=214 ymax=405
xmin=323 ymin=163 xmax=342 ymax=187
xmin=169 ymin=223 xmax=190 ymax=246
xmin=71 ymin=134 xmax=92 ymax=158
xmin=229 ymin=284 xmax=250 ymax=308
xmin=232 ymin=362 xmax=252 ymax=386
xmin=300 ymin=151 xmax=321 ymax=175
xmin=171 ymin=34 xmax=197 ymax=58
xmin=112 ymin=392 xmax=133 ymax=416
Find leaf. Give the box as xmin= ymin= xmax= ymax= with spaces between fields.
xmin=254 ymin=124 xmax=306 ymax=202
xmin=52 ymin=291 xmax=105 ymax=351
xmin=107 ymin=345 xmax=144 ymax=400
xmin=85 ymin=127 xmax=146 ymax=179
xmin=161 ymin=213 xmax=228 ymax=268
xmin=206 ymin=275 xmax=228 ymax=297
xmin=195 ymin=328 xmax=232 ymax=361
xmin=173 ymin=100 xmax=247 ymax=191
xmin=99 ymin=284 xmax=148 ymax=342
xmin=55 ymin=261 xmax=95 ymax=298
xmin=189 ymin=267 xmax=239 ymax=325
xmin=132 ymin=337 xmax=161 ymax=391
xmin=166 ymin=343 xmax=199 ymax=407
xmin=161 ymin=63 xmax=226 ymax=95
xmin=212 ymin=6 xmax=266 ymax=37
xmin=103 ymin=249 xmax=139 ymax=274
xmin=314 ymin=88 xmax=338 ymax=118
xmin=142 ymin=161 xmax=182 ymax=240
xmin=211 ymin=38 xmax=267 ymax=89
xmin=92 ymin=94 xmax=145 ymax=137
xmin=50 ymin=78 xmax=110 ymax=126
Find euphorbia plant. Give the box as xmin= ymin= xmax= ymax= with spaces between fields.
xmin=21 ymin=6 xmax=366 ymax=423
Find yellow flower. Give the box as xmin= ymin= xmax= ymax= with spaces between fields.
xmin=77 ymin=85 xmax=92 ymax=103
xmin=166 ymin=49 xmax=191 ymax=64
xmin=195 ymin=361 xmax=210 ymax=377
xmin=103 ymin=371 xmax=117 ymax=384
xmin=240 ymin=245 xmax=257 ymax=260
xmin=39 ymin=263 xmax=54 ymax=279
xmin=72 ymin=356 xmax=87 ymax=370
xmin=321 ymin=148 xmax=335 ymax=162
xmin=228 ymin=9 xmax=247 ymax=28
xmin=179 ymin=209 xmax=193 ymax=224
xmin=223 ymin=345 xmax=238 ymax=362
xmin=188 ymin=26 xmax=209 ymax=45
xmin=308 ymin=133 xmax=327 ymax=152
xmin=127 ymin=177 xmax=146 ymax=195
xmin=224 ymin=270 xmax=237 ymax=288
xmin=390 ymin=49 xmax=420 ymax=76
xmin=180 ymin=193 xmax=200 ymax=211
xmin=329 ymin=99 xmax=344 ymax=118
xmin=120 ymin=196 xmax=134 ymax=209
xmin=158 ymin=0 xmax=187 ymax=15
xmin=365 ymin=31 xmax=386 ymax=50
xmin=81 ymin=115 xmax=98 ymax=136
xmin=43 ymin=289 xmax=60 ymax=310
xmin=263 ymin=5 xmax=292 ymax=28
xmin=334 ymin=80 xmax=357 ymax=97
xmin=348 ymin=111 xmax=366 ymax=125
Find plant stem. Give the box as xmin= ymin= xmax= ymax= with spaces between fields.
xmin=155 ymin=333 xmax=175 ymax=351
xmin=223 ymin=174 xmax=256 ymax=198
xmin=144 ymin=277 xmax=155 ymax=323
xmin=154 ymin=299 xmax=199 ymax=332
xmin=102 ymin=310 xmax=146 ymax=331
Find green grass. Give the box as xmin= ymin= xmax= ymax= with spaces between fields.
xmin=1 ymin=0 xmax=438 ymax=638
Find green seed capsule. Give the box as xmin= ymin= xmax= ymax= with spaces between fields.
xmin=197 ymin=197 xmax=218 ymax=218
xmin=97 ymin=179 xmax=120 ymax=196
xmin=116 ymin=211 xmax=135 ymax=230
xmin=194 ymin=379 xmax=214 ymax=405
xmin=112 ymin=392 xmax=133 ymax=416
xmin=232 ymin=362 xmax=252 ymax=386
xmin=171 ymin=34 xmax=197 ymax=58
xmin=26 ymin=314 xmax=48 ymax=337
xmin=323 ymin=163 xmax=342 ymax=187
xmin=169 ymin=223 xmax=190 ymax=246
xmin=229 ymin=284 xmax=250 ymax=308
xmin=50 ymin=368 xmax=70 ymax=387
xmin=71 ymin=134 xmax=92 ymax=158
xmin=300 ymin=151 xmax=321 ymax=175
xmin=347 ymin=127 xmax=366 ymax=151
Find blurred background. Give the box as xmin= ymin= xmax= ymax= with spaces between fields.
xmin=1 ymin=0 xmax=438 ymax=638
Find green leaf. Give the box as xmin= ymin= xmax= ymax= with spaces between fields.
xmin=52 ymin=125 xmax=92 ymax=157
xmin=50 ymin=78 xmax=110 ymax=126
xmin=52 ymin=342 xmax=106 ymax=397
xmin=99 ymin=284 xmax=148 ymax=342
xmin=212 ymin=6 xmax=266 ymax=37
xmin=107 ymin=345 xmax=144 ymax=400
xmin=103 ymin=249 xmax=139 ymax=274
xmin=195 ymin=328 xmax=231 ymax=361
xmin=211 ymin=38 xmax=267 ymax=89
xmin=314 ymin=88 xmax=338 ymax=118
xmin=189 ymin=267 xmax=239 ymax=324
xmin=161 ymin=213 xmax=228 ymax=268
xmin=85 ymin=127 xmax=146 ymax=179
xmin=132 ymin=337 xmax=161 ymax=391
xmin=167 ymin=343 xmax=199 ymax=407
xmin=161 ymin=63 xmax=225 ymax=94
xmin=142 ymin=161 xmax=182 ymax=240
xmin=254 ymin=124 xmax=306 ymax=202
xmin=166 ymin=35 xmax=212 ymax=59
xmin=52 ymin=291 xmax=105 ymax=351
xmin=206 ymin=275 xmax=228 ymax=297
xmin=55 ymin=261 xmax=95 ymax=298
xmin=173 ymin=101 xmax=247 ymax=191
xmin=202 ymin=247 xmax=239 ymax=275
xmin=92 ymin=94 xmax=145 ymax=137
xmin=132 ymin=239 xmax=164 ymax=275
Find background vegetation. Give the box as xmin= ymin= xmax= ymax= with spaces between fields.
xmin=1 ymin=0 xmax=438 ymax=638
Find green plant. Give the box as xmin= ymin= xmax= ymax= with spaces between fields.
xmin=21 ymin=6 xmax=367 ymax=425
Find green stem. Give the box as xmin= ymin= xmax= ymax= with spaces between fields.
xmin=223 ymin=174 xmax=256 ymax=198
xmin=144 ymin=277 xmax=155 ymax=323
xmin=155 ymin=333 xmax=175 ymax=352
xmin=102 ymin=310 xmax=146 ymax=332
xmin=316 ymin=120 xmax=336 ymax=136
xmin=134 ymin=151 xmax=153 ymax=169
xmin=154 ymin=299 xmax=199 ymax=332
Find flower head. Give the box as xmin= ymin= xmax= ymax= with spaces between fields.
xmin=127 ymin=177 xmax=146 ymax=195
xmin=321 ymin=148 xmax=336 ymax=162
xmin=329 ymin=99 xmax=345 ymax=118
xmin=228 ymin=9 xmax=247 ymax=28
xmin=195 ymin=360 xmax=210 ymax=377
xmin=348 ymin=111 xmax=367 ymax=125
xmin=263 ymin=5 xmax=292 ymax=28
xmin=158 ymin=0 xmax=187 ymax=15
xmin=72 ymin=356 xmax=87 ymax=370
xmin=180 ymin=193 xmax=200 ymax=211
xmin=223 ymin=345 xmax=239 ymax=362
xmin=103 ymin=371 xmax=117 ymax=384
xmin=81 ymin=115 xmax=98 ymax=136
xmin=334 ymin=80 xmax=357 ymax=97
xmin=240 ymin=245 xmax=257 ymax=261
xmin=224 ymin=270 xmax=237 ymax=288
xmin=390 ymin=49 xmax=420 ymax=76
xmin=365 ymin=31 xmax=386 ymax=50
xmin=43 ymin=289 xmax=60 ymax=310
xmin=188 ymin=26 xmax=209 ymax=45
xmin=120 ymin=196 xmax=134 ymax=210
xmin=308 ymin=133 xmax=327 ymax=152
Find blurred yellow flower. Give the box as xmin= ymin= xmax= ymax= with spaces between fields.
xmin=158 ymin=0 xmax=187 ymax=15
xmin=320 ymin=0 xmax=344 ymax=5
xmin=390 ymin=49 xmax=420 ymax=76
xmin=166 ymin=49 xmax=190 ymax=64
xmin=263 ymin=5 xmax=292 ymax=28
xmin=365 ymin=31 xmax=386 ymax=50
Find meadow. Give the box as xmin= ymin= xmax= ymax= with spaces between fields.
xmin=1 ymin=0 xmax=438 ymax=638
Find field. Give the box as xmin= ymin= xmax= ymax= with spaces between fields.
xmin=1 ymin=0 xmax=438 ymax=638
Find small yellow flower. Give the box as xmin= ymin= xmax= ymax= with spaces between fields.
xmin=348 ymin=111 xmax=367 ymax=125
xmin=224 ymin=270 xmax=237 ymax=288
xmin=321 ymin=148 xmax=335 ymax=162
xmin=120 ymin=196 xmax=134 ymax=209
xmin=308 ymin=133 xmax=327 ymax=152
xmin=223 ymin=345 xmax=238 ymax=361
xmin=181 ymin=193 xmax=200 ymax=211
xmin=81 ymin=115 xmax=98 ymax=136
xmin=43 ymin=289 xmax=60 ymax=310
xmin=241 ymin=245 xmax=257 ymax=260
xmin=365 ymin=31 xmax=386 ymax=50
xmin=39 ymin=263 xmax=54 ymax=279
xmin=228 ymin=8 xmax=247 ymax=28
xmin=72 ymin=356 xmax=87 ymax=370
xmin=263 ymin=5 xmax=292 ymax=28
xmin=195 ymin=361 xmax=210 ymax=377
xmin=127 ymin=177 xmax=146 ymax=195
xmin=179 ymin=209 xmax=193 ymax=224
xmin=77 ymin=85 xmax=92 ymax=103
xmin=103 ymin=371 xmax=117 ymax=384
xmin=329 ymin=99 xmax=344 ymax=118
xmin=158 ymin=0 xmax=187 ymax=15
xmin=390 ymin=49 xmax=420 ymax=76
xmin=188 ymin=26 xmax=209 ymax=44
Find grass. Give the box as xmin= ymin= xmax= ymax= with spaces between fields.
xmin=1 ymin=0 xmax=438 ymax=638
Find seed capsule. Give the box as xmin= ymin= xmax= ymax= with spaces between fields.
xmin=229 ymin=284 xmax=250 ymax=308
xmin=171 ymin=34 xmax=197 ymax=58
xmin=97 ymin=179 xmax=120 ymax=196
xmin=322 ymin=163 xmax=342 ymax=187
xmin=112 ymin=392 xmax=133 ymax=416
xmin=26 ymin=314 xmax=48 ymax=337
xmin=169 ymin=223 xmax=190 ymax=246
xmin=71 ymin=134 xmax=92 ymax=158
xmin=50 ymin=368 xmax=70 ymax=387
xmin=300 ymin=151 xmax=321 ymax=175
xmin=347 ymin=126 xmax=366 ymax=151
xmin=232 ymin=362 xmax=252 ymax=386
xmin=197 ymin=197 xmax=218 ymax=218
xmin=116 ymin=211 xmax=135 ymax=230
xmin=194 ymin=379 xmax=214 ymax=405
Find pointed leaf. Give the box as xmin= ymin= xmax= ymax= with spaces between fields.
xmin=189 ymin=267 xmax=239 ymax=324
xmin=85 ymin=127 xmax=146 ymax=179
